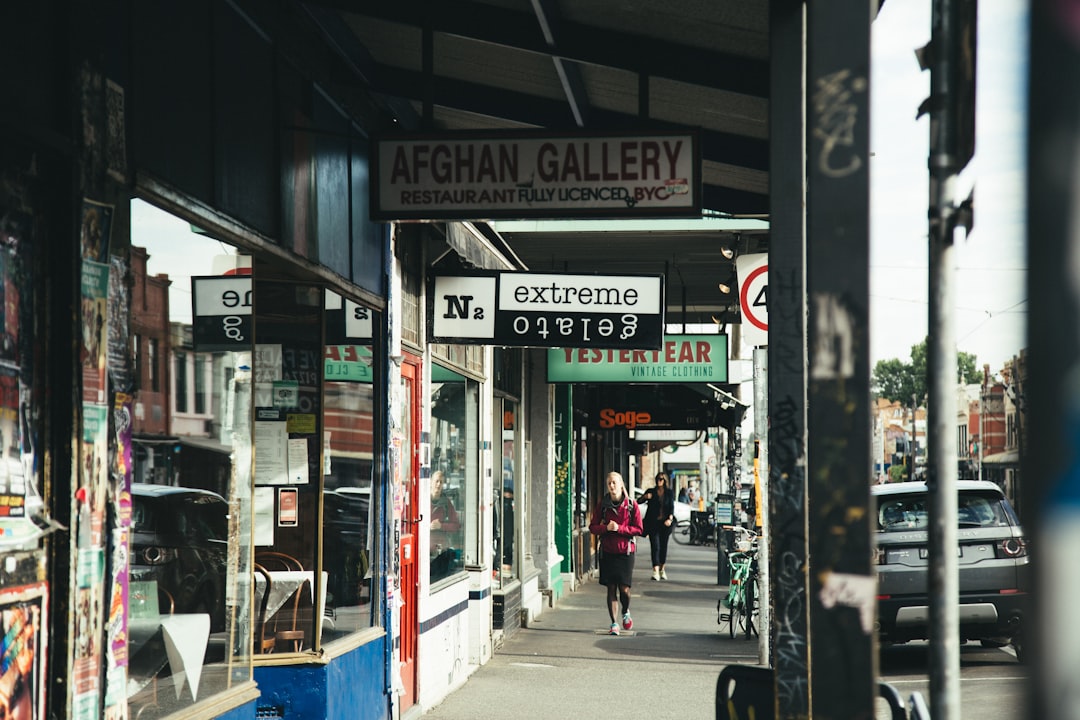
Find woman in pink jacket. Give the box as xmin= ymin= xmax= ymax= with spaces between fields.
xmin=589 ymin=471 xmax=643 ymax=635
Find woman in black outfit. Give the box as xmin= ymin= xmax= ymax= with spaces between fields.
xmin=641 ymin=472 xmax=676 ymax=581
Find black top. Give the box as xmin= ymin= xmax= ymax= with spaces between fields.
xmin=641 ymin=487 xmax=675 ymax=534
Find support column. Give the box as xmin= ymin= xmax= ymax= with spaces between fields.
xmin=768 ymin=0 xmax=810 ymax=715
xmin=806 ymin=1 xmax=875 ymax=717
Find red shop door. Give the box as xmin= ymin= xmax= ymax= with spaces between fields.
xmin=398 ymin=357 xmax=421 ymax=710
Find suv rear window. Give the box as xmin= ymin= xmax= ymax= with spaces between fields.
xmin=876 ymin=490 xmax=1015 ymax=532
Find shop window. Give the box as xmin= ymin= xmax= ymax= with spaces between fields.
xmin=128 ymin=199 xmax=253 ymax=720
xmin=494 ymin=397 xmax=518 ymax=585
xmin=195 ymin=355 xmax=207 ymax=414
xmin=430 ymin=365 xmax=478 ymax=583
xmin=148 ymin=337 xmax=159 ymax=392
xmin=175 ymin=351 xmax=188 ymax=412
xmin=321 ymin=333 xmax=380 ymax=639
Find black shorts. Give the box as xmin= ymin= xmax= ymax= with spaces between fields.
xmin=599 ymin=550 xmax=636 ymax=587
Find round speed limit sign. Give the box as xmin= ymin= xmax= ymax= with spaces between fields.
xmin=740 ymin=264 xmax=768 ymax=331
xmin=735 ymin=253 xmax=768 ymax=346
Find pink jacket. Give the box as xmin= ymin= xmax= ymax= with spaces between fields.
xmin=589 ymin=495 xmax=643 ymax=555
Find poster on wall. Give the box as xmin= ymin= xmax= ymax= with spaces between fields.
xmin=0 ymin=207 xmax=46 ymax=548
xmin=0 ymin=582 xmax=48 ymax=720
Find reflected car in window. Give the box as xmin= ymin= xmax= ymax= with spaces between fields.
xmin=323 ymin=487 xmax=371 ymax=606
xmin=130 ymin=483 xmax=229 ymax=631
xmin=873 ymin=480 xmax=1029 ymax=661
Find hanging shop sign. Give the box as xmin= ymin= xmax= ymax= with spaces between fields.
xmin=429 ymin=271 xmax=664 ymax=349
xmin=546 ymin=334 xmax=727 ymax=383
xmin=191 ymin=276 xmax=252 ymax=351
xmin=372 ymin=130 xmax=700 ymax=220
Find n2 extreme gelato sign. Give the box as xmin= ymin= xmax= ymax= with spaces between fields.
xmin=547 ymin=335 xmax=728 ymax=383
xmin=372 ymin=130 xmax=700 ymax=220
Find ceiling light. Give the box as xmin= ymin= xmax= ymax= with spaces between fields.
xmin=718 ymin=282 xmax=732 ymax=294
xmin=720 ymin=246 xmax=735 ymax=259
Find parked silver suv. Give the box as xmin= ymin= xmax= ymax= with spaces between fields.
xmin=873 ymin=480 xmax=1029 ymax=661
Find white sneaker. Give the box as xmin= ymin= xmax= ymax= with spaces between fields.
xmin=651 ymin=570 xmax=660 ymax=581
xmin=660 ymin=569 xmax=668 ymax=580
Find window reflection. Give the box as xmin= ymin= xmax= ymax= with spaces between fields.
xmin=128 ymin=200 xmax=253 ymax=719
xmin=430 ymin=371 xmax=476 ymax=584
xmin=321 ymin=370 xmax=377 ymax=639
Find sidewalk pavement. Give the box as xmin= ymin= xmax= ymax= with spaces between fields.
xmin=421 ymin=538 xmax=762 ymax=720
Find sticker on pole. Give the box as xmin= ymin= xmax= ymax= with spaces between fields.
xmin=735 ymin=254 xmax=768 ymax=347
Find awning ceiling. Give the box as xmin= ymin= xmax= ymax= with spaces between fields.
xmin=303 ymin=0 xmax=772 ymax=329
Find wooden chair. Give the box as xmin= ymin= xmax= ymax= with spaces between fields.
xmin=254 ymin=551 xmax=309 ymax=652
xmin=253 ymin=563 xmax=275 ymax=654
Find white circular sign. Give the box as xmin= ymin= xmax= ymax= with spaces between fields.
xmin=739 ymin=262 xmax=768 ymax=332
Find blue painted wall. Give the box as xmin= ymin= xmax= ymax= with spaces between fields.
xmin=251 ymin=640 xmax=388 ymax=720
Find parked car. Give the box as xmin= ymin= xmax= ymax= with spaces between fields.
xmin=873 ymin=480 xmax=1029 ymax=661
xmin=130 ymin=483 xmax=229 ymax=631
xmin=323 ymin=486 xmax=372 ymax=606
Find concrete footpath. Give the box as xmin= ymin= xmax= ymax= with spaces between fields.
xmin=421 ymin=539 xmax=762 ymax=720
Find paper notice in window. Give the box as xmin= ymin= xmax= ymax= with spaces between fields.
xmin=288 ymin=438 xmax=309 ymax=485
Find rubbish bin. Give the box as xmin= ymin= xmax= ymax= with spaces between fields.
xmin=714 ymin=494 xmax=734 ymax=585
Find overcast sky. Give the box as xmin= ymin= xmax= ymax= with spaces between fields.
xmin=870 ymin=0 xmax=1028 ymax=373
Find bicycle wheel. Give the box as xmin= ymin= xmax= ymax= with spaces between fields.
xmin=743 ymin=576 xmax=756 ymax=639
xmin=728 ymin=597 xmax=741 ymax=639
xmin=672 ymin=520 xmax=691 ymax=545
xmin=689 ymin=522 xmax=700 ymax=545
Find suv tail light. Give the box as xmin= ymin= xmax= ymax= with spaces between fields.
xmin=995 ymin=537 xmax=1026 ymax=558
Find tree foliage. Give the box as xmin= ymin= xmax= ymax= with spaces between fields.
xmin=872 ymin=337 xmax=980 ymax=405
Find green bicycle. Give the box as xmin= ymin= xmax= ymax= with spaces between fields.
xmin=717 ymin=528 xmax=759 ymax=639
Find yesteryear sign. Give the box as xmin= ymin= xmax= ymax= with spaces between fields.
xmin=546 ymin=334 xmax=728 ymax=383
xmin=429 ymin=271 xmax=664 ymax=349
xmin=372 ymin=130 xmax=700 ymax=220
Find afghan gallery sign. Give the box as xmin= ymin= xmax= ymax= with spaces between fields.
xmin=546 ymin=334 xmax=728 ymax=383
xmin=372 ymin=130 xmax=701 ymax=220
xmin=429 ymin=271 xmax=664 ymax=349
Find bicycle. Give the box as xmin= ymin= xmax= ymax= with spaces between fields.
xmin=718 ymin=527 xmax=759 ymax=639
xmin=671 ymin=510 xmax=715 ymax=546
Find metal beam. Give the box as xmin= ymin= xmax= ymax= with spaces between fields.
xmin=371 ymin=65 xmax=770 ymax=172
xmin=530 ymin=0 xmax=591 ymax=127
xmin=308 ymin=0 xmax=769 ymax=98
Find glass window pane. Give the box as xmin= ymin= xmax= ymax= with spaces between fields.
xmin=128 ymin=200 xmax=253 ymax=719
xmin=322 ymin=340 xmax=378 ymax=639
xmin=430 ymin=372 xmax=474 ymax=583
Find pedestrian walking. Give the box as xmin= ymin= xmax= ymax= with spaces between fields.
xmin=588 ymin=471 xmax=643 ymax=635
xmin=640 ymin=472 xmax=675 ymax=581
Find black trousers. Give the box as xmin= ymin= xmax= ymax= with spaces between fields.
xmin=649 ymin=527 xmax=672 ymax=566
